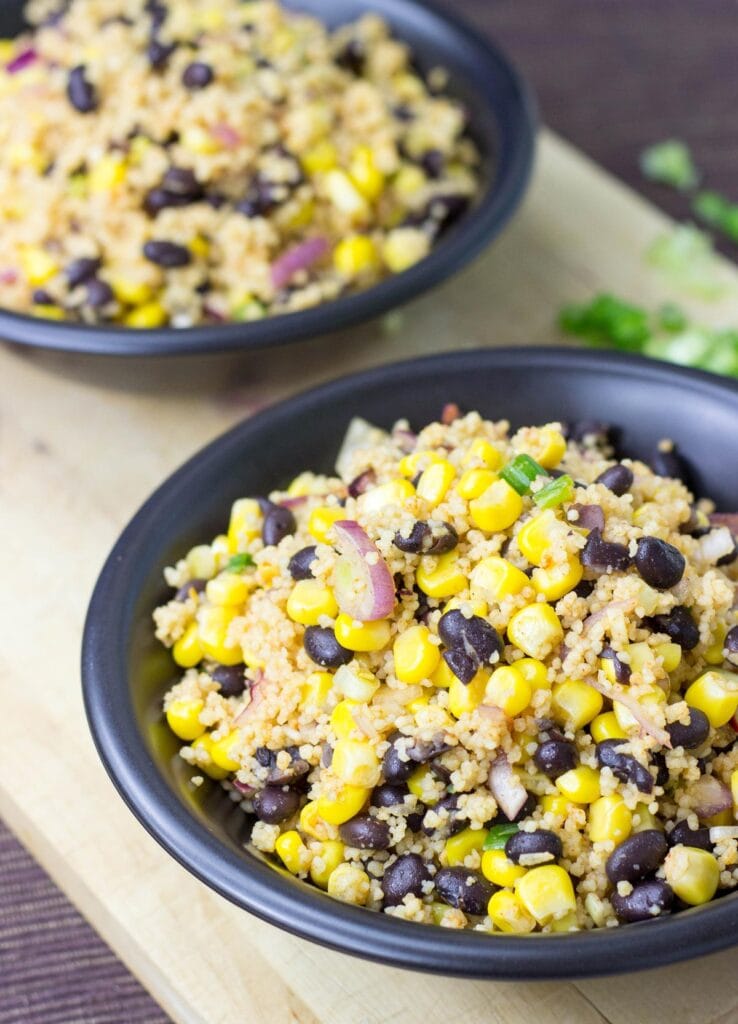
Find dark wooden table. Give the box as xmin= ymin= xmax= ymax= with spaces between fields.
xmin=4 ymin=3 xmax=736 ymax=1021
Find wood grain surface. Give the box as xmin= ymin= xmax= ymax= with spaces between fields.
xmin=3 ymin=129 xmax=738 ymax=1024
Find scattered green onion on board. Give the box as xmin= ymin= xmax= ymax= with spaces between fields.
xmin=500 ymin=454 xmax=548 ymax=495
xmin=483 ymin=822 xmax=519 ymax=850
xmin=640 ymin=139 xmax=699 ymax=191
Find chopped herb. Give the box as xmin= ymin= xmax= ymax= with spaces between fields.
xmin=558 ymin=294 xmax=649 ymax=350
xmin=646 ymin=224 xmax=725 ymax=299
xmin=693 ymin=189 xmax=738 ymax=244
xmin=500 ymin=454 xmax=548 ymax=495
xmin=640 ymin=139 xmax=698 ymax=191
xmin=657 ymin=302 xmax=688 ymax=332
xmin=483 ymin=822 xmax=519 ymax=850
xmin=227 ymin=552 xmax=255 ymax=572
xmin=534 ymin=474 xmax=574 ymax=509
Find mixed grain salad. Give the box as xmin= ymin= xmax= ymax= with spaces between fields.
xmin=0 ymin=0 xmax=479 ymax=328
xmin=154 ymin=408 xmax=738 ymax=934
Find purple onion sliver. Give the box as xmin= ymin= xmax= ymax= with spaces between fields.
xmin=271 ymin=236 xmax=329 ymax=289
xmin=6 ymin=47 xmax=37 ymax=74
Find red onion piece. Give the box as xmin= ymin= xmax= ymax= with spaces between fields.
xmin=271 ymin=237 xmax=329 ymax=289
xmin=234 ymin=670 xmax=264 ymax=724
xmin=333 ymin=520 xmax=394 ymax=622
xmin=587 ymin=677 xmax=672 ymax=747
xmin=278 ymin=495 xmax=310 ymax=510
xmin=572 ymin=504 xmax=605 ymax=532
xmin=209 ymin=123 xmax=241 ymax=148
xmin=441 ymin=402 xmax=461 ymax=425
xmin=488 ymin=753 xmax=528 ymax=820
xmin=710 ymin=513 xmax=738 ymax=536
xmin=391 ymin=425 xmax=417 ymax=454
xmin=348 ymin=468 xmax=376 ymax=498
xmin=691 ymin=775 xmax=732 ymax=818
xmin=7 ymin=48 xmax=37 ymax=73
xmin=0 ymin=268 xmax=17 ymax=284
xmin=202 ymin=301 xmax=226 ymax=322
xmin=231 ymin=778 xmax=255 ymax=796
xmin=582 ymin=599 xmax=635 ymax=633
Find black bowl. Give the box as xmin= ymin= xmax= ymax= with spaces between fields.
xmin=82 ymin=348 xmax=738 ymax=978
xmin=0 ymin=0 xmax=534 ymax=356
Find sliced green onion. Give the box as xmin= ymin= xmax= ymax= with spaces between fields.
xmin=657 ymin=302 xmax=687 ymax=333
xmin=500 ymin=454 xmax=548 ymax=495
xmin=646 ymin=224 xmax=725 ymax=300
xmin=533 ymin=474 xmax=574 ymax=509
xmin=693 ymin=190 xmax=738 ymax=244
xmin=640 ymin=139 xmax=698 ymax=191
xmin=483 ymin=822 xmax=519 ymax=851
xmin=558 ymin=294 xmax=650 ymax=351
xmin=227 ymin=552 xmax=255 ymax=572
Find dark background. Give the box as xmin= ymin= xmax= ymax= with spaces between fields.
xmin=4 ymin=3 xmax=737 ymax=1022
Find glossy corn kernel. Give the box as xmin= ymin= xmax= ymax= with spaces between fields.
xmin=406 ymin=694 xmax=430 ymax=714
xmin=334 ymin=613 xmax=391 ymax=652
xmin=588 ymin=794 xmax=632 ymax=843
xmin=191 ymin=734 xmax=229 ymax=780
xmin=556 ymin=765 xmax=601 ymax=804
xmin=516 ymin=509 xmax=561 ymax=566
xmin=393 ymin=624 xmax=441 ymax=684
xmin=166 ymin=698 xmax=205 ymax=741
xmin=309 ymin=840 xmax=345 ymax=889
xmin=172 ymin=623 xmax=203 ymax=668
xmin=485 ymin=665 xmax=532 ymax=718
xmin=205 ymin=573 xmax=251 ymax=607
xmin=124 ymin=301 xmax=167 ymax=328
xmin=334 ymin=664 xmax=380 ymax=703
xmin=731 ymin=769 xmax=738 ymax=817
xmin=482 ymin=849 xmax=527 ymax=887
xmin=330 ymin=699 xmax=361 ymax=740
xmin=275 ymin=830 xmax=311 ymax=875
xmin=551 ymin=679 xmax=603 ymax=731
xmin=515 ymin=657 xmax=549 ymax=691
xmin=443 ymin=597 xmax=489 ymax=618
xmin=487 ymin=889 xmax=536 ymax=933
xmin=456 ymin=468 xmax=497 ymax=500
xmin=416 ymin=551 xmax=467 ymax=599
xmin=333 ymin=235 xmax=379 ymax=277
xmin=705 ymin=625 xmax=728 ymax=666
xmin=407 ymin=763 xmax=440 ymax=805
xmin=416 ymin=459 xmax=455 ymax=507
xmin=181 ymin=125 xmax=220 ymax=154
xmin=658 ymin=642 xmax=682 ymax=673
xmin=349 ymin=145 xmax=384 ymax=201
xmin=444 ymin=827 xmax=486 ymax=867
xmin=19 ymin=246 xmax=58 ymax=286
xmin=431 ymin=657 xmax=456 ymax=689
xmin=463 ymin=438 xmax=504 ymax=470
xmin=632 ymin=803 xmax=662 ymax=833
xmin=197 ymin=605 xmax=241 ymax=665
xmin=286 ymin=580 xmax=338 ymax=626
xmin=515 ymin=865 xmax=576 ymax=924
xmin=590 ymin=711 xmax=627 ymax=743
xmin=186 ymin=544 xmax=217 ymax=580
xmin=469 ymin=556 xmax=529 ymax=604
xmin=448 ymin=668 xmax=489 ymax=718
xmin=227 ymin=497 xmax=263 ymax=548
xmin=326 ymin=862 xmax=371 ymax=905
xmin=518 ymin=427 xmax=567 ymax=470
xmin=613 ymin=687 xmax=666 ymax=732
xmin=548 ymin=910 xmax=579 ymax=933
xmin=361 ymin=478 xmax=415 ymax=515
xmin=381 ymin=227 xmax=430 ymax=273
xmin=393 ymin=164 xmax=426 ymax=200
xmin=242 ymin=647 xmax=265 ymax=671
xmin=89 ymin=154 xmax=126 ymax=193
xmin=507 ymin=603 xmax=564 ymax=660
xmin=210 ymin=729 xmax=241 ymax=772
xmin=211 ymin=533 xmax=234 ymax=565
xmin=685 ymin=670 xmax=738 ymax=727
xmin=31 ymin=303 xmax=65 ymax=320
xmin=540 ymin=793 xmax=576 ymax=819
xmin=332 ymin=739 xmax=381 ymax=787
xmin=109 ymin=273 xmax=154 ymax=306
xmin=302 ymin=139 xmax=338 ymax=174
xmin=469 ymin=478 xmax=523 ymax=533
xmin=299 ymin=672 xmax=333 ymax=713
xmin=316 ymin=784 xmax=370 ymax=825
xmin=324 ymin=168 xmax=369 ymax=219
xmin=299 ymin=800 xmax=336 ymax=841
xmin=532 ymin=556 xmax=583 ymax=602
xmin=663 ymin=846 xmax=720 ymax=905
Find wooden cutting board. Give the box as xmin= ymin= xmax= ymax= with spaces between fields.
xmin=4 ymin=130 xmax=738 ymax=1024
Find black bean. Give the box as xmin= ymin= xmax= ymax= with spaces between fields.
xmin=382 ymin=853 xmax=429 ymax=907
xmin=726 ymin=626 xmax=738 ymax=654
xmin=718 ymin=536 xmax=738 ymax=567
xmin=266 ymin=749 xmax=310 ymax=786
xmin=505 ymin=829 xmax=562 ymax=864
xmin=573 ymin=579 xmax=595 ymax=599
xmin=422 ymin=794 xmax=462 ymax=837
xmin=303 ymin=626 xmax=352 ymax=668
xmin=144 ymin=187 xmax=175 ymax=217
xmin=434 ymin=868 xmax=495 ymax=916
xmin=288 ymin=545 xmax=317 ymax=581
xmin=393 ymin=103 xmax=415 ymax=122
xmin=596 ymin=740 xmax=653 ymax=793
xmin=382 ymin=735 xmax=414 ymax=784
xmin=182 ymin=61 xmax=214 ymax=89
xmin=651 ymin=752 xmax=669 ymax=788
xmin=32 ymin=288 xmax=53 ymax=305
xmin=533 ymin=738 xmax=578 ymax=780
xmin=262 ymin=505 xmax=296 ymax=546
xmin=596 ymin=464 xmax=634 ymax=497
xmin=666 ymin=707 xmax=710 ymax=751
xmin=438 ymin=610 xmax=502 ymax=666
xmin=606 ymin=830 xmax=668 ymax=884
xmin=145 ymin=0 xmax=168 ymax=29
xmin=321 ymin=744 xmax=333 ymax=768
xmin=253 ymin=786 xmax=298 ymax=824
xmin=174 ymin=577 xmax=207 ymax=601
xmin=85 ymin=277 xmax=114 ymax=308
xmin=65 ymin=256 xmax=101 ymax=288
xmin=496 ymin=792 xmax=537 ymax=825
xmin=442 ymin=648 xmax=477 ymax=684
xmin=371 ymin=783 xmax=408 ymax=808
xmin=581 ymin=529 xmax=632 ymax=573
xmin=255 ymin=747 xmax=274 ymax=768
xmin=210 ymin=664 xmax=246 ymax=698
xmin=335 ymin=38 xmax=365 ymax=74
xmin=600 ymin=645 xmax=632 ymax=684
xmin=143 ymin=239 xmax=192 ymax=268
xmin=643 ymin=606 xmax=700 ymax=650
xmin=67 ymin=65 xmax=98 ymax=113
xmin=406 ymin=810 xmax=424 ymax=831
xmin=566 ymin=420 xmax=612 ymax=446
xmin=148 ymin=38 xmax=176 ymax=70
xmin=611 ymin=879 xmax=673 ymax=923
xmin=635 ymin=536 xmax=685 ymax=590
xmin=667 ymin=819 xmax=713 ymax=851
xmin=339 ymin=814 xmax=390 ymax=850
xmin=403 ymin=194 xmax=469 ymax=237
xmin=393 ymin=520 xmax=458 ymax=555
xmin=651 ymin=444 xmax=690 ymax=485
xmin=420 ymin=148 xmax=444 ymax=179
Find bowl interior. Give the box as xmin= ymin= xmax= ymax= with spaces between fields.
xmin=83 ymin=349 xmax=738 ymax=977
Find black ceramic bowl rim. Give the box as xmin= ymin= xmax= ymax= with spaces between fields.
xmin=83 ymin=348 xmax=738 ymax=979
xmin=0 ymin=0 xmax=535 ymax=356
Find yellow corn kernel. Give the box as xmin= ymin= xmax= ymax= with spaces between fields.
xmin=286 ymin=580 xmax=338 ymax=626
xmin=211 ymin=533 xmax=234 ymax=565
xmin=181 ymin=125 xmax=220 ymax=154
xmin=507 ymin=603 xmax=564 ymax=660
xmin=0 ymin=39 xmax=15 ymax=62
xmin=333 ymin=667 xmax=378 ymax=706
xmin=66 ymin=172 xmax=88 ymax=198
xmin=518 ymin=427 xmax=567 ymax=470
xmin=19 ymin=246 xmax=58 ymax=286
xmin=324 ymin=168 xmax=370 ymax=219
xmin=532 ymin=556 xmax=583 ymax=602
xmin=443 ymin=597 xmax=489 ymax=618
xmin=444 ymin=827 xmax=486 ymax=866
xmin=209 ymin=729 xmax=241 ymax=772
xmin=109 ymin=272 xmax=154 ymax=306
xmin=705 ymin=624 xmax=728 ymax=666
xmin=731 ymin=769 xmax=738 ymax=817
xmin=663 ymin=846 xmax=720 ymax=906
xmin=515 ymin=657 xmax=549 ymax=691
xmin=469 ymin=556 xmax=529 ymax=604
xmin=197 ymin=605 xmax=241 ymax=665
xmin=482 ymin=849 xmax=527 ymax=887
xmin=349 ymin=145 xmax=384 ymax=201
xmin=307 ymin=505 xmax=344 ymax=543
xmin=393 ymin=163 xmax=426 ymax=199
xmin=190 ymin=734 xmax=229 ymax=780
xmin=330 ymin=699 xmax=361 ymax=740
xmin=7 ymin=140 xmax=46 ymax=171
xmin=685 ymin=670 xmax=738 ymax=727
xmin=487 ymin=889 xmax=536 ymax=933
xmin=515 ymin=865 xmax=576 ymax=924
xmin=316 ymin=784 xmax=370 ymax=825
xmin=463 ymin=438 xmax=504 ymax=470
xmin=275 ymin=830 xmax=311 ymax=875
xmin=540 ymin=793 xmax=576 ymax=819
xmin=551 ymin=679 xmax=603 ymax=731
xmin=166 ymin=698 xmax=205 ymax=741
xmin=407 ymin=763 xmax=440 ymax=805
xmin=332 ymin=235 xmax=379 ymax=277
xmin=416 ymin=459 xmax=455 ymax=507
xmin=299 ymin=800 xmax=336 ymax=841
xmin=242 ymin=647 xmax=265 ymax=671
xmin=448 ymin=668 xmax=489 ymax=718
xmin=516 ymin=509 xmax=562 ymax=566
xmin=128 ymin=135 xmax=150 ymax=164
xmin=31 ymin=303 xmax=65 ymax=320
xmin=301 ymin=671 xmax=334 ymax=712
xmin=393 ymin=624 xmax=441 ymax=684
xmin=381 ymin=226 xmax=430 ymax=273
xmin=431 ymin=657 xmax=455 ymax=689
xmin=186 ymin=544 xmax=216 ymax=579
xmin=485 ymin=665 xmax=532 ymax=718
xmin=456 ymin=468 xmax=497 ymax=500
xmin=302 ymin=139 xmax=338 ymax=175
xmin=556 ymin=765 xmax=601 ymax=804
xmin=227 ymin=497 xmax=263 ymax=548
xmin=172 ymin=623 xmax=203 ymax=668
xmin=397 ymin=450 xmax=443 ymax=479
xmin=406 ymin=694 xmax=430 ymax=714
xmin=334 ymin=613 xmax=391 ymax=652
xmin=632 ymin=803 xmax=662 ymax=833
xmin=548 ymin=910 xmax=579 ymax=933
xmin=469 ymin=478 xmax=523 ymax=533
xmin=590 ymin=711 xmax=627 ymax=743
xmin=416 ymin=551 xmax=467 ymax=599
xmin=361 ymin=478 xmax=415 ymax=514
xmin=613 ymin=687 xmax=666 ymax=732
xmin=197 ymin=7 xmax=225 ymax=30
xmin=588 ymin=795 xmax=632 ymax=844
xmin=206 ymin=573 xmax=251 ymax=607
xmin=309 ymin=840 xmax=345 ymax=889
xmin=326 ymin=862 xmax=371 ymax=904
xmin=124 ymin=301 xmax=167 ymax=328
xmin=332 ymin=739 xmax=380 ymax=787
xmin=705 ymin=807 xmax=733 ymax=826
xmin=89 ymin=154 xmax=126 ymax=193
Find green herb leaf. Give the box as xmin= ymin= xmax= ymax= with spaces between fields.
xmin=533 ymin=474 xmax=574 ymax=509
xmin=500 ymin=454 xmax=548 ymax=496
xmin=646 ymin=224 xmax=725 ymax=300
xmin=483 ymin=822 xmax=519 ymax=851
xmin=558 ymin=294 xmax=650 ymax=351
xmin=227 ymin=552 xmax=255 ymax=572
xmin=640 ymin=139 xmax=698 ymax=191
xmin=693 ymin=190 xmax=738 ymax=244
xmin=657 ymin=302 xmax=688 ymax=332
